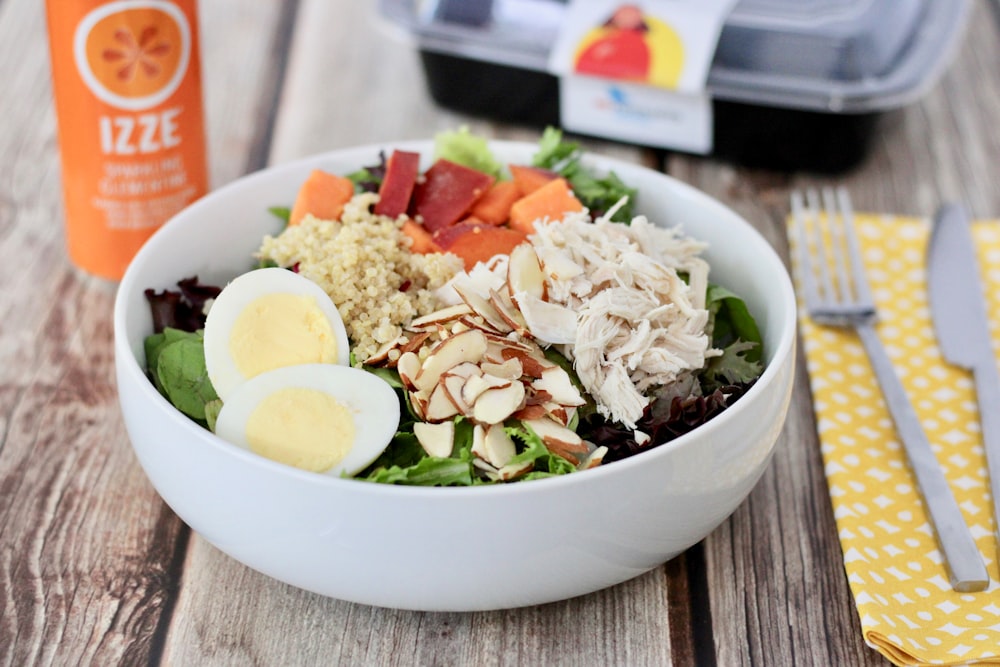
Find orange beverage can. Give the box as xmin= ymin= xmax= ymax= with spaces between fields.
xmin=45 ymin=0 xmax=208 ymax=281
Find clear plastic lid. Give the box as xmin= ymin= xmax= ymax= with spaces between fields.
xmin=379 ymin=0 xmax=971 ymax=113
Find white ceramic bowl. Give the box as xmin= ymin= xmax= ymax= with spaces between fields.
xmin=114 ymin=140 xmax=796 ymax=611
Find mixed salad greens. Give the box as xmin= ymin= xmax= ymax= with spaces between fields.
xmin=144 ymin=127 xmax=763 ymax=485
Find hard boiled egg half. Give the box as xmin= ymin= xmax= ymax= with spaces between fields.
xmin=204 ymin=267 xmax=350 ymax=400
xmin=204 ymin=268 xmax=399 ymax=476
xmin=214 ymin=363 xmax=399 ymax=477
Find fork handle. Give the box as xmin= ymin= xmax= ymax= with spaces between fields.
xmin=971 ymin=357 xmax=1000 ymax=570
xmin=855 ymin=322 xmax=989 ymax=591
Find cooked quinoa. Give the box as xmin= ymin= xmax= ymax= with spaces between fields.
xmin=256 ymin=192 xmax=462 ymax=363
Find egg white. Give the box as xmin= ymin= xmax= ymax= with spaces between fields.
xmin=203 ymin=267 xmax=350 ymax=400
xmin=214 ymin=363 xmax=400 ymax=477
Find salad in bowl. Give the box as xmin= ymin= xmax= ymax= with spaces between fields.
xmin=142 ymin=127 xmax=764 ymax=486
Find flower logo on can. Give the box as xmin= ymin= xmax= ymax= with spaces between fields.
xmin=74 ymin=0 xmax=191 ymax=111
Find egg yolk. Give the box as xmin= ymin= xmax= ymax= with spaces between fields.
xmin=230 ymin=293 xmax=338 ymax=380
xmin=245 ymin=387 xmax=355 ymax=472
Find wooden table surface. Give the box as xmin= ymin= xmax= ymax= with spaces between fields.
xmin=3 ymin=1 xmax=999 ymax=665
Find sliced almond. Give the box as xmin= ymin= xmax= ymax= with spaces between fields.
xmin=431 ymin=323 xmax=452 ymax=341
xmin=543 ymin=403 xmax=576 ymax=427
xmin=499 ymin=460 xmax=534 ymax=481
xmin=471 ymin=424 xmax=488 ymax=461
xmin=482 ymin=331 xmax=535 ymax=352
xmin=523 ymin=416 xmax=585 ymax=447
xmin=578 ymin=445 xmax=608 ymax=470
xmin=482 ymin=424 xmax=517 ymax=468
xmin=363 ymin=336 xmax=405 ymax=366
xmin=453 ymin=281 xmax=513 ymax=334
xmin=456 ymin=314 xmax=503 ymax=336
xmin=399 ymin=331 xmax=431 ymax=356
xmin=462 ymin=373 xmax=512 ymax=406
xmin=526 ymin=389 xmax=553 ymax=405
xmin=500 ymin=346 xmax=555 ymax=378
xmin=441 ymin=373 xmax=473 ymax=415
xmin=472 ymin=456 xmax=500 ymax=481
xmin=409 ymin=389 xmax=430 ymax=421
xmin=408 ymin=304 xmax=473 ymax=331
xmin=544 ymin=442 xmax=582 ymax=465
xmin=480 ymin=357 xmax=523 ymax=381
xmin=441 ymin=361 xmax=482 ymax=380
xmin=450 ymin=320 xmax=473 ymax=335
xmin=488 ymin=288 xmax=531 ymax=337
xmin=523 ymin=417 xmax=588 ymax=464
xmin=483 ymin=341 xmax=507 ymax=365
xmin=531 ymin=366 xmax=585 ymax=407
xmin=424 ymin=383 xmax=460 ymax=422
xmin=413 ymin=329 xmax=488 ymax=392
xmin=512 ymin=403 xmax=549 ymax=421
xmin=472 ymin=381 xmax=526 ymax=425
xmin=507 ymin=243 xmax=547 ymax=301
xmin=414 ymin=421 xmax=455 ymax=458
xmin=514 ymin=291 xmax=577 ymax=345
xmin=397 ymin=351 xmax=421 ymax=390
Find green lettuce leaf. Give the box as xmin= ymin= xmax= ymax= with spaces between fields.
xmin=360 ymin=455 xmax=474 ymax=486
xmin=506 ymin=423 xmax=578 ymax=478
xmin=701 ymin=340 xmax=763 ymax=391
xmin=434 ymin=126 xmax=503 ymax=178
xmin=531 ymin=127 xmax=636 ymax=223
xmin=268 ymin=206 xmax=291 ymax=226
xmin=701 ymin=284 xmax=764 ymax=390
xmin=358 ymin=420 xmax=477 ymax=486
xmin=706 ymin=283 xmax=762 ymax=362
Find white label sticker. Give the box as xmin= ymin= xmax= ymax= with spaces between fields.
xmin=560 ymin=77 xmax=713 ymax=153
xmin=549 ymin=0 xmax=736 ymax=152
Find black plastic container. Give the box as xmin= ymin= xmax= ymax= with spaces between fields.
xmin=380 ymin=0 xmax=970 ymax=173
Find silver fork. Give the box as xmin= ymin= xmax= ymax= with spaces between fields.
xmin=792 ymin=187 xmax=989 ymax=592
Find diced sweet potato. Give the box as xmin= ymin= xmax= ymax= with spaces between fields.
xmin=508 ymin=177 xmax=583 ymax=235
xmin=409 ymin=159 xmax=495 ymax=232
xmin=435 ymin=224 xmax=529 ymax=270
xmin=509 ymin=164 xmax=558 ymax=196
xmin=375 ymin=150 xmax=421 ymax=218
xmin=289 ymin=169 xmax=355 ymax=225
xmin=401 ymin=219 xmax=441 ymax=254
xmin=470 ymin=180 xmax=521 ymax=225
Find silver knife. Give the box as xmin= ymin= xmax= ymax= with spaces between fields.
xmin=928 ymin=202 xmax=1000 ymax=567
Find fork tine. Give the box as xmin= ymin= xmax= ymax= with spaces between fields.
xmin=805 ymin=189 xmax=836 ymax=308
xmin=791 ymin=190 xmax=822 ymax=311
xmin=834 ymin=186 xmax=875 ymax=309
xmin=822 ymin=187 xmax=853 ymax=302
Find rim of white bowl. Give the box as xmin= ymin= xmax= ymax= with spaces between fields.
xmin=114 ymin=139 xmax=797 ymax=499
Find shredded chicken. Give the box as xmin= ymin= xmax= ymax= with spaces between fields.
xmin=528 ymin=210 xmax=715 ymax=429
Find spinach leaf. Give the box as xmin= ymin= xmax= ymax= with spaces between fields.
xmin=148 ymin=328 xmax=218 ymax=422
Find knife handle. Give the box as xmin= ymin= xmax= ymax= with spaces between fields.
xmin=855 ymin=322 xmax=989 ymax=591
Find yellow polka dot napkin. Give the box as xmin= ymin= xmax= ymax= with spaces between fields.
xmin=790 ymin=213 xmax=1000 ymax=666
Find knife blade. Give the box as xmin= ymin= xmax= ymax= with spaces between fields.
xmin=927 ymin=202 xmax=1000 ymax=559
